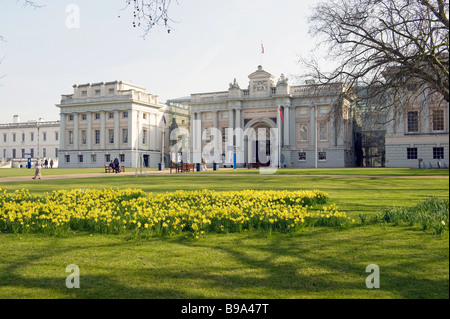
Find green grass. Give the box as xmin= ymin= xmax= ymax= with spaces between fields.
xmin=0 ymin=226 xmax=447 ymax=299
xmin=0 ymin=169 xmax=448 ymax=299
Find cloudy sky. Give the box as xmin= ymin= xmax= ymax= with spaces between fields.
xmin=0 ymin=0 xmax=322 ymax=123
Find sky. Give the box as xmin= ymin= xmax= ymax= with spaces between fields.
xmin=0 ymin=0 xmax=322 ymax=124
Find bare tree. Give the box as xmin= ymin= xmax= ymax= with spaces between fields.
xmin=303 ymin=0 xmax=449 ymax=123
xmin=120 ymin=0 xmax=178 ymax=36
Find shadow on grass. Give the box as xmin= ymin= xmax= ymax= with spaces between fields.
xmin=1 ymin=227 xmax=447 ymax=299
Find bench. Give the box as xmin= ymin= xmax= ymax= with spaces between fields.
xmin=170 ymin=163 xmax=195 ymax=173
xmin=248 ymin=162 xmax=270 ymax=169
xmin=105 ymin=164 xmax=125 ymax=173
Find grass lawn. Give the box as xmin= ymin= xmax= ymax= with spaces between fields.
xmin=0 ymin=170 xmax=448 ymax=299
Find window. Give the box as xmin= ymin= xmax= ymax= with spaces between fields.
xmin=12 ymin=149 xmax=16 ymax=158
xmin=43 ymin=132 xmax=47 ymax=142
xmin=122 ymin=129 xmax=128 ymax=144
xmin=123 ymin=111 xmax=128 ymax=119
xmin=143 ymin=113 xmax=147 ymax=120
xmin=299 ymin=124 xmax=308 ymax=142
xmin=31 ymin=149 xmax=35 ymax=158
xmin=81 ymin=114 xmax=87 ymax=121
xmin=3 ymin=134 xmax=6 ymax=142
xmin=68 ymin=131 xmax=74 ymax=145
xmin=30 ymin=133 xmax=34 ymax=142
xmin=91 ymin=154 xmax=97 ymax=163
xmin=108 ymin=129 xmax=114 ymax=144
xmin=407 ymin=148 xmax=418 ymax=159
xmin=65 ymin=155 xmax=70 ymax=163
xmin=319 ymin=152 xmax=327 ymax=161
xmin=21 ymin=149 xmax=25 ymax=158
xmin=222 ymin=127 xmax=228 ymax=143
xmin=69 ymin=114 xmax=74 ymax=121
xmin=432 ymin=110 xmax=445 ymax=131
xmin=433 ymin=147 xmax=444 ymax=159
xmin=204 ymin=113 xmax=212 ymax=120
xmin=221 ymin=112 xmax=229 ymax=120
xmin=55 ymin=132 xmax=59 ymax=141
xmin=105 ymin=154 xmax=111 ymax=163
xmin=42 ymin=148 xmax=45 ymax=158
xmin=81 ymin=130 xmax=87 ymax=145
xmin=12 ymin=133 xmax=16 ymax=142
xmin=142 ymin=130 xmax=148 ymax=144
xmin=95 ymin=130 xmax=101 ymax=144
xmin=203 ymin=127 xmax=211 ymax=141
xmin=298 ymin=152 xmax=306 ymax=161
xmin=407 ymin=111 xmax=419 ymax=132
xmin=81 ymin=90 xmax=87 ymax=97
xmin=108 ymin=112 xmax=114 ymax=119
xmin=78 ymin=155 xmax=84 ymax=163
xmin=108 ymin=88 xmax=115 ymax=94
xmin=95 ymin=90 xmax=101 ymax=95
xmin=319 ymin=123 xmax=328 ymax=141
xmin=319 ymin=106 xmax=329 ymax=114
xmin=95 ymin=113 xmax=100 ymax=120
xmin=55 ymin=148 xmax=58 ymax=158
xmin=120 ymin=154 xmax=125 ymax=162
xmin=3 ymin=149 xmax=6 ymax=158
xmin=22 ymin=133 xmax=25 ymax=142
xmin=298 ymin=107 xmax=308 ymax=116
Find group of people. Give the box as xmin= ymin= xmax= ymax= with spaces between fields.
xmin=109 ymin=156 xmax=121 ymax=173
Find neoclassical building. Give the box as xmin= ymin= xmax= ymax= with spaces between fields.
xmin=185 ymin=66 xmax=356 ymax=168
xmin=0 ymin=115 xmax=60 ymax=168
xmin=56 ymin=81 xmax=167 ymax=169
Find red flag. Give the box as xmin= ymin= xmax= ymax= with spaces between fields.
xmin=261 ymin=42 xmax=264 ymax=54
xmin=279 ymin=107 xmax=283 ymax=122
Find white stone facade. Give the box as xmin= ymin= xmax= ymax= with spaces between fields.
xmin=56 ymin=81 xmax=166 ymax=169
xmin=0 ymin=116 xmax=60 ymax=168
xmin=186 ymin=66 xmax=356 ymax=168
xmin=384 ymin=86 xmax=449 ymax=168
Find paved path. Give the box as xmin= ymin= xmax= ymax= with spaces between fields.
xmin=0 ymin=169 xmax=448 ymax=183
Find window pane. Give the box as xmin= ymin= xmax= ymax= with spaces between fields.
xmin=407 ymin=111 xmax=419 ymax=132
xmin=432 ymin=110 xmax=444 ymax=131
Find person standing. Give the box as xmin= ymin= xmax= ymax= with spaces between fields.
xmin=50 ymin=159 xmax=54 ymax=169
xmin=32 ymin=160 xmax=42 ymax=180
xmin=114 ymin=156 xmax=120 ymax=173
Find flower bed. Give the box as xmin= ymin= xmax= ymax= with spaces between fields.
xmin=0 ymin=188 xmax=351 ymax=238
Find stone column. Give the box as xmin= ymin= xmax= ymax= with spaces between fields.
xmin=59 ymin=113 xmax=66 ymax=151
xmin=100 ymin=111 xmax=106 ymax=150
xmin=114 ymin=110 xmax=120 ymax=150
xmin=283 ymin=105 xmax=290 ymax=146
xmin=87 ymin=111 xmax=92 ymax=150
xmin=73 ymin=112 xmax=79 ymax=150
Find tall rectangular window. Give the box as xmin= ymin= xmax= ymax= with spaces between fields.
xmin=142 ymin=130 xmax=148 ymax=144
xmin=108 ymin=130 xmax=114 ymax=144
xmin=3 ymin=134 xmax=6 ymax=142
xmin=30 ymin=133 xmax=34 ymax=142
xmin=432 ymin=110 xmax=445 ymax=131
xmin=22 ymin=133 xmax=25 ymax=142
xmin=65 ymin=155 xmax=70 ymax=163
xmin=21 ymin=149 xmax=25 ymax=158
xmin=68 ymin=131 xmax=73 ymax=145
xmin=407 ymin=147 xmax=417 ymax=159
xmin=81 ymin=130 xmax=87 ymax=145
xmin=319 ymin=123 xmax=328 ymax=141
xmin=78 ymin=154 xmax=84 ymax=163
xmin=122 ymin=129 xmax=128 ymax=144
xmin=299 ymin=124 xmax=308 ymax=142
xmin=91 ymin=154 xmax=97 ymax=163
xmin=95 ymin=113 xmax=100 ymax=120
xmin=105 ymin=154 xmax=111 ymax=163
xmin=30 ymin=148 xmax=35 ymax=158
xmin=12 ymin=149 xmax=16 ymax=158
xmin=55 ymin=148 xmax=58 ymax=158
xmin=55 ymin=132 xmax=59 ymax=141
xmin=43 ymin=132 xmax=47 ymax=142
xmin=407 ymin=111 xmax=419 ymax=132
xmin=120 ymin=154 xmax=125 ymax=162
xmin=42 ymin=148 xmax=46 ymax=158
xmin=95 ymin=130 xmax=101 ymax=144
xmin=12 ymin=133 xmax=16 ymax=142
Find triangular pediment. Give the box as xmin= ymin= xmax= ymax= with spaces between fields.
xmin=248 ymin=65 xmax=274 ymax=80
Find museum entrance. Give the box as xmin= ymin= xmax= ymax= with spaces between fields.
xmin=246 ymin=124 xmax=272 ymax=167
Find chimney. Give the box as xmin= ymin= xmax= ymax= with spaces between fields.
xmin=13 ymin=115 xmax=20 ymax=123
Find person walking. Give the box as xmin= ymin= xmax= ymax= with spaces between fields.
xmin=50 ymin=159 xmax=54 ymax=169
xmin=32 ymin=160 xmax=42 ymax=180
xmin=202 ymin=155 xmax=207 ymax=171
xmin=114 ymin=156 xmax=120 ymax=173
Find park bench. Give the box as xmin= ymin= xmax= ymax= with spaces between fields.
xmin=105 ymin=164 xmax=125 ymax=173
xmin=183 ymin=163 xmax=195 ymax=172
xmin=169 ymin=162 xmax=195 ymax=173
